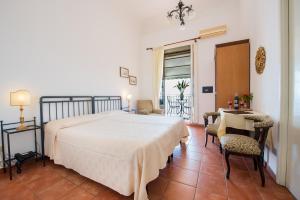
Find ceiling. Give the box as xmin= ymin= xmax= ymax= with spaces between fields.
xmin=120 ymin=0 xmax=239 ymax=34
xmin=124 ymin=0 xmax=210 ymax=21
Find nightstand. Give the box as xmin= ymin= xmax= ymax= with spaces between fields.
xmin=0 ymin=117 xmax=43 ymax=180
xmin=122 ymin=107 xmax=136 ymax=114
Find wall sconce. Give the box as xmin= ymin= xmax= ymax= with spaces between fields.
xmin=127 ymin=94 xmax=132 ymax=112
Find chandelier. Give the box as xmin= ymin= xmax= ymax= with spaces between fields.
xmin=167 ymin=0 xmax=195 ymax=30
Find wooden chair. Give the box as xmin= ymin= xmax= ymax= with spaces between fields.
xmin=203 ymin=112 xmax=220 ymax=148
xmin=221 ymin=115 xmax=274 ymax=186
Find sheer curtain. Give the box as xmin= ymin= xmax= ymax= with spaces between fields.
xmin=190 ymin=42 xmax=199 ymax=124
xmin=152 ymin=47 xmax=164 ymax=109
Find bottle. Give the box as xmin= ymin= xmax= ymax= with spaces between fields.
xmin=228 ymin=100 xmax=233 ymax=109
xmin=234 ymin=93 xmax=239 ymax=110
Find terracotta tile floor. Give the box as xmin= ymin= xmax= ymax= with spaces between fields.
xmin=0 ymin=125 xmax=295 ymax=200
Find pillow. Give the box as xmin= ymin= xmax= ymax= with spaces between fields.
xmin=138 ymin=109 xmax=150 ymax=115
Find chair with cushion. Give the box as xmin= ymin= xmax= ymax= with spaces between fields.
xmin=203 ymin=112 xmax=220 ymax=148
xmin=221 ymin=115 xmax=274 ymax=186
xmin=137 ymin=100 xmax=164 ymax=115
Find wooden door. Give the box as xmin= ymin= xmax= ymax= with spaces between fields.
xmin=215 ymin=40 xmax=250 ymax=110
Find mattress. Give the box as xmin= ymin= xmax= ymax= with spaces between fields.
xmin=44 ymin=111 xmax=189 ymax=200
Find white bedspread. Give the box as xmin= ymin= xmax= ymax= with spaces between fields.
xmin=45 ymin=111 xmax=189 ymax=200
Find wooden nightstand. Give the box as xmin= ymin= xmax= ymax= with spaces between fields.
xmin=0 ymin=117 xmax=43 ymax=180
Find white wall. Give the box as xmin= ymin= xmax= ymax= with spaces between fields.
xmin=0 ymin=0 xmax=141 ymax=157
xmin=140 ymin=0 xmax=245 ymax=124
xmin=239 ymin=0 xmax=282 ymax=175
xmin=140 ymin=0 xmax=282 ymax=176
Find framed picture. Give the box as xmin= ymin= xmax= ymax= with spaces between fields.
xmin=129 ymin=76 xmax=137 ymax=85
xmin=120 ymin=67 xmax=129 ymax=78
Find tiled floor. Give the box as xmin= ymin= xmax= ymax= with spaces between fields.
xmin=0 ymin=125 xmax=295 ymax=200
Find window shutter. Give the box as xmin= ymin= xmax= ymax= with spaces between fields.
xmin=163 ymin=50 xmax=191 ymax=80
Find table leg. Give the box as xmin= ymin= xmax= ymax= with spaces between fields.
xmin=180 ymin=102 xmax=183 ymax=117
xmin=34 ymin=118 xmax=37 ymax=160
xmin=41 ymin=128 xmax=45 ymax=167
xmin=7 ymin=134 xmax=12 ymax=180
xmin=1 ymin=123 xmax=6 ymax=173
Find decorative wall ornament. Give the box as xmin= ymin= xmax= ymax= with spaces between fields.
xmin=167 ymin=0 xmax=195 ymax=30
xmin=255 ymin=47 xmax=266 ymax=74
xmin=120 ymin=67 xmax=129 ymax=78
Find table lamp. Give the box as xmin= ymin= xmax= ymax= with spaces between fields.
xmin=127 ymin=94 xmax=132 ymax=112
xmin=10 ymin=90 xmax=31 ymax=131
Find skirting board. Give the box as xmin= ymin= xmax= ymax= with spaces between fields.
xmin=265 ymin=162 xmax=276 ymax=181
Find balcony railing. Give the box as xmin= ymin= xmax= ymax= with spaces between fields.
xmin=164 ymin=95 xmax=192 ymax=120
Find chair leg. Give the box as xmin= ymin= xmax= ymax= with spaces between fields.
xmin=225 ymin=151 xmax=231 ymax=179
xmin=167 ymin=156 xmax=171 ymax=164
xmin=212 ymin=136 xmax=215 ymax=143
xmin=257 ymin=156 xmax=265 ymax=187
xmin=219 ymin=144 xmax=223 ymax=154
xmin=253 ymin=157 xmax=258 ymax=171
xmin=205 ymin=133 xmax=208 ymax=147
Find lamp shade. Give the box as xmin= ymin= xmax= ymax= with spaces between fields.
xmin=10 ymin=90 xmax=31 ymax=106
xmin=126 ymin=94 xmax=132 ymax=100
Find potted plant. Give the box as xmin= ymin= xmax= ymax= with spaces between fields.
xmin=241 ymin=93 xmax=253 ymax=108
xmin=174 ymin=80 xmax=190 ymax=100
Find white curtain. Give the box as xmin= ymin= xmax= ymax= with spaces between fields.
xmin=152 ymin=47 xmax=164 ymax=109
xmin=190 ymin=42 xmax=199 ymax=124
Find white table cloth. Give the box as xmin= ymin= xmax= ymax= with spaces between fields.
xmin=216 ymin=108 xmax=273 ymax=149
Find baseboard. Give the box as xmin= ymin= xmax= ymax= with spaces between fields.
xmin=265 ymin=163 xmax=298 ymax=200
xmin=265 ymin=162 xmax=276 ymax=181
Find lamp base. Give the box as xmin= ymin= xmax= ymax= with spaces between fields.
xmin=16 ymin=124 xmax=28 ymax=131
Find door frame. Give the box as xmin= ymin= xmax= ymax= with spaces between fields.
xmin=162 ymin=43 xmax=193 ymax=116
xmin=276 ymin=0 xmax=289 ymax=186
xmin=214 ymin=39 xmax=250 ymax=111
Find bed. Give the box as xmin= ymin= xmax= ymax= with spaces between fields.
xmin=40 ymin=96 xmax=189 ymax=200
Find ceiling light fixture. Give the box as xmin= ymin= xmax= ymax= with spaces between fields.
xmin=167 ymin=0 xmax=195 ymax=30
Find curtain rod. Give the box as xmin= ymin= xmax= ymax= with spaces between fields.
xmin=146 ymin=36 xmax=200 ymax=51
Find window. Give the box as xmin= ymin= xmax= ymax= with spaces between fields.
xmin=160 ymin=46 xmax=191 ymax=109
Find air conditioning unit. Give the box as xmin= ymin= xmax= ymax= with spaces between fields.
xmin=199 ymin=25 xmax=227 ymax=39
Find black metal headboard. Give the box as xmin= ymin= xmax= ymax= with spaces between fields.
xmin=39 ymin=96 xmax=93 ymax=124
xmin=93 ymin=96 xmax=122 ymax=114
xmin=39 ymin=95 xmax=123 ymax=125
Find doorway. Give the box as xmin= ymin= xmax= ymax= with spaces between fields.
xmin=215 ymin=40 xmax=250 ymax=110
xmin=160 ymin=45 xmax=193 ymax=120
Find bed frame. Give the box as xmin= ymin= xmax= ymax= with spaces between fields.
xmin=39 ymin=95 xmax=122 ymax=165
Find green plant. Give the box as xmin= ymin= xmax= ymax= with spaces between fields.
xmin=241 ymin=93 xmax=253 ymax=104
xmin=174 ymin=80 xmax=190 ymax=100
